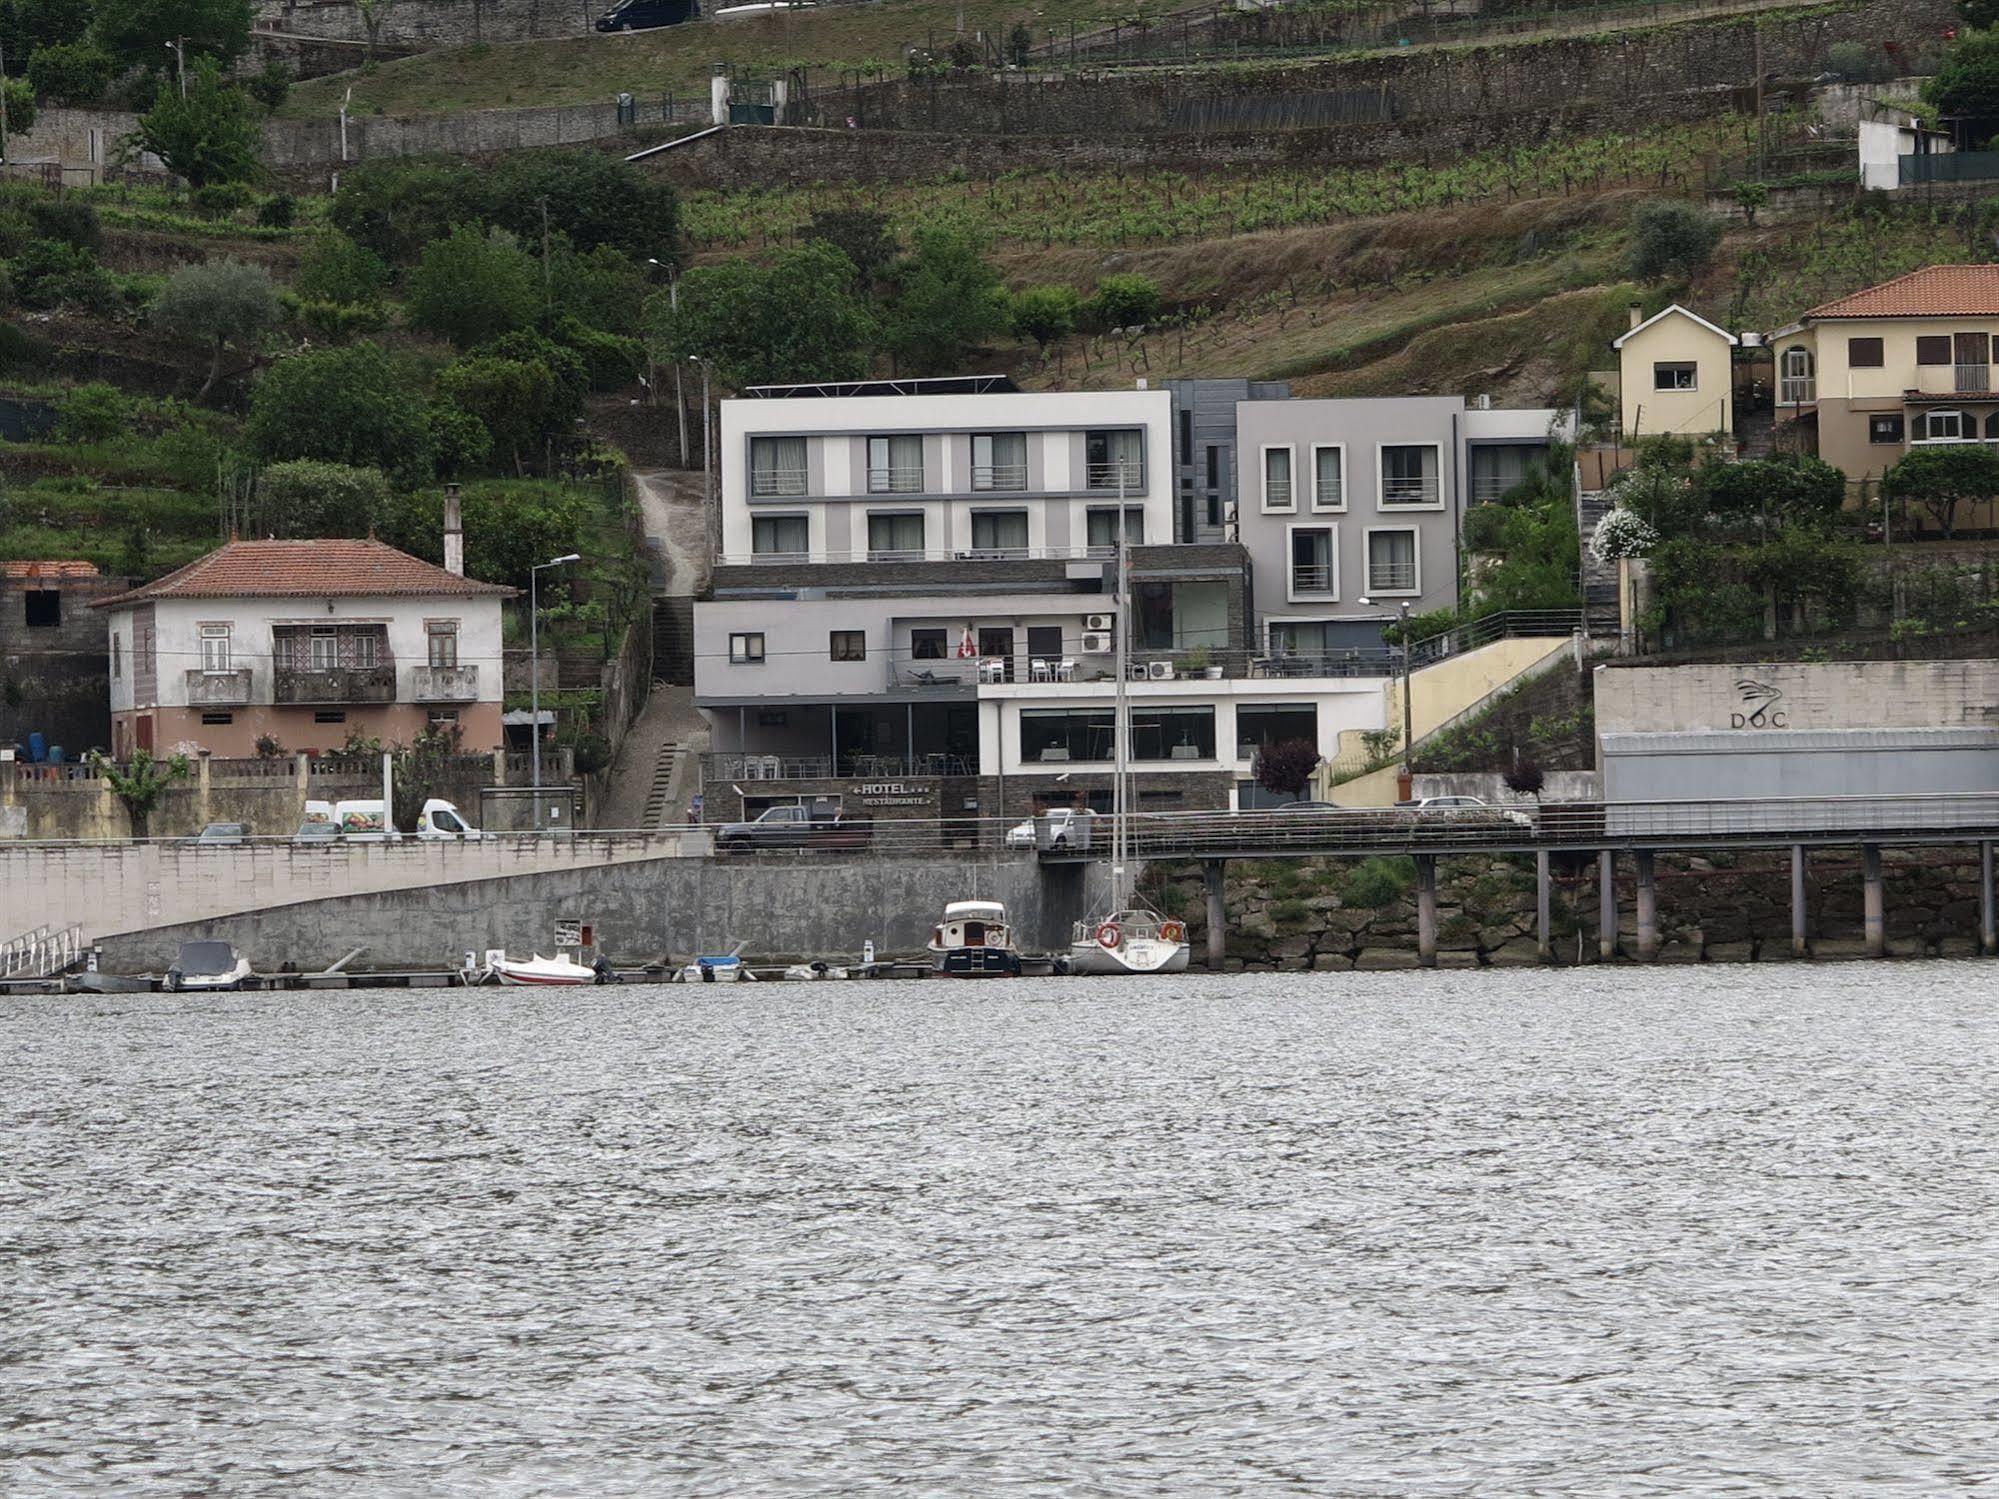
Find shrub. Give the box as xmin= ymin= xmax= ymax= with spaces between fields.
xmin=1827 ymin=40 xmax=1895 ymax=82
xmin=246 ymin=342 xmax=436 ymax=487
xmin=405 ymin=224 xmax=539 ymax=349
xmin=1926 ymin=29 xmax=1999 ymax=144
xmin=56 ymin=382 xmax=130 ymax=442
xmin=246 ymin=61 xmax=291 ymax=114
xmin=297 ymin=298 xmax=388 ymax=342
xmin=1087 ymin=272 xmax=1161 ymax=330
xmin=554 ymin=317 xmax=644 ymax=389
xmin=26 ymin=42 xmax=114 ymax=108
xmin=329 ymin=157 xmax=489 ymax=266
xmin=294 ymin=233 xmax=390 ymax=306
xmin=259 ymin=460 xmax=393 ymax=537
xmin=1589 ymin=507 xmax=1659 ymax=561
xmin=1503 ymin=758 xmax=1546 ymax=799
xmin=1461 ymin=504 xmax=1509 ymax=554
xmin=1252 ymin=737 xmax=1321 ymax=799
xmin=131 ymin=59 xmax=262 ymax=189
xmin=436 ymin=355 xmax=559 ymax=472
xmin=571 ymin=731 xmax=612 ymax=775
xmin=487 ymin=150 xmax=679 ymax=262
xmin=191 ymin=181 xmax=255 ymax=219
xmin=11 ymin=237 xmax=117 ymax=311
xmin=1626 ymin=200 xmax=1721 ymax=283
xmin=1342 ymin=857 xmax=1415 ymax=908
xmin=256 ymin=193 xmax=297 ymax=229
xmin=1011 ymin=284 xmax=1080 ymax=350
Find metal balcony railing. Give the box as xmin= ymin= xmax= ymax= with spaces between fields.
xmin=408 ymin=664 xmax=480 ymax=703
xmin=273 ymin=665 xmax=396 ymax=705
xmin=1368 ymin=562 xmax=1418 ymax=592
xmin=1911 ymin=365 xmax=1998 ymax=396
xmin=716 ymin=544 xmax=1128 ymax=566
xmin=1290 ymin=563 xmax=1335 ymax=594
xmin=1380 ymin=475 xmax=1440 ymax=505
xmin=1469 ymin=474 xmax=1513 ymax=504
xmin=1778 ymin=376 xmax=1817 ymax=406
xmin=1264 ymin=478 xmax=1294 ymax=508
xmin=885 ymin=656 xmax=981 ymax=691
xmin=184 ymin=668 xmax=253 ymax=706
xmin=749 ymin=468 xmax=809 ymax=497
xmin=1958 ymin=363 xmax=1992 ymax=394
xmin=867 ymin=466 xmax=926 ymax=494
xmin=1314 ymin=478 xmax=1344 ymax=508
xmin=1085 ymin=461 xmax=1144 ymax=491
xmin=971 ymin=464 xmax=1028 ymax=491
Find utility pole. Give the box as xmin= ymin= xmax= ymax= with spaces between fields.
xmin=169 ymin=37 xmax=188 ymax=99
xmin=0 ymin=40 xmax=9 ymax=166
xmin=539 ymin=196 xmax=552 ymax=319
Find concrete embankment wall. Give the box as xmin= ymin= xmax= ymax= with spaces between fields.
xmin=94 ymin=853 xmax=1104 ymax=971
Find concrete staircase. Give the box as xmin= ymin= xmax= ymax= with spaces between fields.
xmin=1576 ymin=489 xmax=1621 ymax=637
xmin=641 ymin=742 xmax=680 ymax=829
xmin=652 ymin=597 xmax=695 ymax=685
xmin=1736 ymin=407 xmax=1778 ymax=460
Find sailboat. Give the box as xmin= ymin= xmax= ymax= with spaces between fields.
xmin=1069 ymin=470 xmax=1191 ymax=977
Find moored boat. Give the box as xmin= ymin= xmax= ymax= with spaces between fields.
xmin=164 ymin=940 xmax=252 ymax=992
xmin=927 ymin=900 xmax=1023 ymax=978
xmin=491 ymin=952 xmax=598 ymax=986
xmin=1070 ymin=908 xmax=1192 ymax=975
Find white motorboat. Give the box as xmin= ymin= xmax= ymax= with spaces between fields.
xmin=928 ymin=899 xmax=1023 ymax=978
xmin=681 ymin=953 xmax=755 ymax=982
xmin=491 ymin=951 xmax=599 ymax=986
xmin=780 ymin=960 xmax=849 ymax=981
xmin=1066 ymin=483 xmax=1191 ymax=977
xmin=164 ymin=940 xmax=252 ymax=992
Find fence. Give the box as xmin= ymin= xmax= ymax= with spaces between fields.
xmin=1900 ymin=151 xmax=1999 ymax=186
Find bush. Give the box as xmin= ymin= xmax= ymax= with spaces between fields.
xmin=436 ymin=355 xmax=559 ymax=472
xmin=1926 ymin=29 xmax=1999 ymax=143
xmin=328 ymin=157 xmax=489 ymax=267
xmin=487 ymin=150 xmax=678 ymax=262
xmin=246 ymin=341 xmax=436 ymax=487
xmin=570 ymin=731 xmax=612 ymax=775
xmin=1461 ymin=504 xmax=1509 ymax=554
xmin=246 ymin=61 xmax=291 ymax=114
xmin=256 ymin=194 xmax=297 ymax=229
xmin=259 ymin=460 xmax=393 ymax=538
xmin=27 ymin=195 xmax=100 ymax=253
xmin=1011 ymin=284 xmax=1079 ymax=349
xmin=294 ymin=233 xmax=390 ymax=306
xmin=131 ymin=59 xmax=261 ymax=189
xmin=546 ymin=241 xmax=649 ymax=337
xmin=1589 ymin=507 xmax=1659 ymax=561
xmin=1087 ymin=272 xmax=1161 ymax=331
xmin=191 ymin=181 xmax=255 ymax=220
xmin=1251 ymin=737 xmax=1321 ymax=799
xmin=296 ymin=298 xmax=389 ymax=341
xmin=1826 ymin=40 xmax=1895 ymax=83
xmin=1342 ymin=856 xmax=1415 ymax=908
xmin=1626 ymin=200 xmax=1721 ymax=282
xmin=405 ymin=224 xmax=540 ymax=349
xmin=9 ymin=238 xmax=117 ymax=312
xmin=554 ymin=316 xmax=644 ymax=390
xmin=56 ymin=382 xmax=131 ymax=442
xmin=26 ymin=42 xmax=115 ymax=107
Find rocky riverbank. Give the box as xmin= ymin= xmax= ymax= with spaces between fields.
xmin=1143 ymin=846 xmax=1996 ymax=969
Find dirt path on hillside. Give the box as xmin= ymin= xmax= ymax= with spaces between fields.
xmin=633 ymin=469 xmax=710 ymax=598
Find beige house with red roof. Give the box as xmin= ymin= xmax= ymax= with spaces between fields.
xmin=94 ymin=540 xmax=514 ymax=759
xmin=1772 ymin=265 xmax=1999 ymax=484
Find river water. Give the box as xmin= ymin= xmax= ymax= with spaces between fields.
xmin=2 ymin=966 xmax=1994 ymax=1495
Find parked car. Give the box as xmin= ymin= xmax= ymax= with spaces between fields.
xmin=193 ymin=822 xmax=249 ymax=845
xmin=1396 ymin=795 xmax=1534 ymax=829
xmin=595 ymin=0 xmax=699 ymax=31
xmin=1005 ymin=807 xmax=1081 ymax=849
xmin=716 ymin=804 xmax=872 ymax=852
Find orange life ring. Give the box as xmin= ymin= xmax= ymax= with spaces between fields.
xmin=1159 ymin=920 xmax=1186 ymax=944
xmin=1096 ymin=921 xmax=1121 ymax=949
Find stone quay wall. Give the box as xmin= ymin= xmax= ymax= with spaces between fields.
xmin=1148 ymin=845 xmax=1998 ymax=970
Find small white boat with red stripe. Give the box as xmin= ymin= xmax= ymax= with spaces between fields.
xmin=490 ymin=951 xmax=599 ymax=986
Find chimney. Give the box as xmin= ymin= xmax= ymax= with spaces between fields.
xmin=442 ymin=483 xmax=464 ymax=577
xmin=1628 ymin=302 xmax=1645 ymax=331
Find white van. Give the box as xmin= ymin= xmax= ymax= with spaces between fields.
xmin=295 ymin=798 xmax=485 ymax=842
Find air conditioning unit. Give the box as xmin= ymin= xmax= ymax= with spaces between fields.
xmin=1084 ymin=613 xmax=1114 ymax=633
xmin=1146 ymin=660 xmax=1174 ymax=681
xmin=1081 ymin=631 xmax=1113 ymax=654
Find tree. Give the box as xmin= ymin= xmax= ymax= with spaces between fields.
xmin=376 ymin=481 xmax=587 ymax=589
xmin=246 ymin=342 xmax=435 ymax=487
xmin=327 ymin=157 xmax=488 ymax=266
xmin=1732 ymin=181 xmax=1768 ymax=227
xmin=91 ymin=0 xmax=252 ymax=70
xmin=130 ymin=58 xmax=261 ymax=188
xmin=653 ymin=240 xmax=873 ymax=388
xmin=802 ymin=207 xmax=897 ymax=293
xmin=9 ymin=237 xmax=114 ymax=312
xmin=1503 ymin=758 xmax=1545 ymax=801
xmin=405 ymin=224 xmax=540 ymax=349
xmin=1882 ymin=443 xmax=1999 ymax=537
xmin=1699 ymin=454 xmax=1845 ymax=535
xmin=0 ymin=77 xmax=34 ymax=137
xmin=355 ymin=0 xmax=396 ymax=61
xmin=26 ymin=41 xmax=112 ymax=107
xmin=244 ymin=60 xmax=289 ymax=114
xmin=86 ymin=748 xmax=192 ymax=838
xmin=293 ymin=232 xmax=389 ymax=306
xmin=1926 ymin=29 xmax=1999 ymax=144
xmin=435 ymin=355 xmax=559 ymax=473
xmin=1959 ymin=0 xmax=1999 ymax=31
xmin=1626 ymin=200 xmax=1720 ymax=282
xmin=1 ymin=0 xmax=95 ymax=62
xmin=487 ymin=150 xmax=679 ymax=262
xmin=1011 ymin=284 xmax=1079 ymax=351
xmin=390 ymin=722 xmax=462 ymax=832
xmin=258 ymin=459 xmax=391 ymax=537
xmin=151 ymin=258 xmax=281 ymax=402
xmin=881 ymin=219 xmax=1009 ymax=373
xmin=1252 ymin=738 xmax=1322 ymax=800
xmin=1088 ymin=273 xmax=1161 ymax=331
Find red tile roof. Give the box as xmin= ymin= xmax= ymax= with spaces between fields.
xmin=92 ymin=540 xmax=515 ymax=608
xmin=1805 ymin=265 xmax=1999 ymax=320
xmin=3 ymin=560 xmax=98 ymax=580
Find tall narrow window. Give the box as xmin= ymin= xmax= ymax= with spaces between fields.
xmin=973 ymin=432 xmax=1027 ymax=491
xmin=1177 ymin=408 xmax=1192 ymax=465
xmin=111 ymin=633 xmax=121 ymax=680
xmin=1312 ymin=446 xmax=1344 ymax=510
xmin=1290 ymin=528 xmax=1334 ymax=597
xmin=1367 ymin=529 xmax=1418 ymax=594
xmin=1085 ymin=429 xmax=1143 ymax=490
xmin=427 ymin=621 xmax=459 ymax=668
xmin=199 ymin=624 xmax=231 ymax=673
xmin=310 ymin=627 xmax=338 ymax=671
xmin=1779 ymin=346 xmax=1816 ymax=406
xmin=748 ymin=435 xmax=808 ymax=497
xmin=1262 ymin=447 xmax=1294 ymax=511
xmin=867 ymin=434 xmax=924 ymax=493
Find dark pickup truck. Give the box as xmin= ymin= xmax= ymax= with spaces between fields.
xmin=715 ymin=804 xmax=873 ymax=852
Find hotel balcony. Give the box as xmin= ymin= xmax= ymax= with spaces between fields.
xmin=184 ymin=669 xmax=253 ymax=707
xmin=273 ymin=665 xmax=397 ymax=705
xmin=407 ymin=664 xmax=480 ymax=703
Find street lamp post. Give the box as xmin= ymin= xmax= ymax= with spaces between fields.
xmin=1362 ymin=596 xmax=1415 ymax=797
xmin=166 ymin=38 xmax=187 ymax=99
xmin=529 ymin=554 xmax=582 ymax=809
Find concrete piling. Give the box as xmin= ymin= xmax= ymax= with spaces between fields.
xmin=1862 ymin=844 xmax=1884 ymax=958
xmin=1535 ymin=851 xmax=1552 ymax=962
xmin=1416 ymin=854 xmax=1438 ymax=967
xmin=1983 ymin=842 xmax=1996 ymax=957
xmin=1202 ymin=858 xmax=1227 ymax=970
xmin=1791 ymin=843 xmax=1808 ymax=959
xmin=1634 ymin=851 xmax=1658 ymax=961
xmin=1597 ymin=851 xmax=1616 ymax=962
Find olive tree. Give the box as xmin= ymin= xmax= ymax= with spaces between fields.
xmin=151 ymin=257 xmax=282 ymax=402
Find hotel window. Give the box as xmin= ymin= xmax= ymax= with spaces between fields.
xmin=1262 ymin=447 xmax=1294 ymax=511
xmin=1869 ymin=414 xmax=1906 ymax=445
xmin=199 ymin=624 xmax=231 ymax=673
xmin=971 ymin=510 xmax=1029 ymax=554
xmin=1085 ymin=429 xmax=1144 ymax=490
xmin=1289 ymin=528 xmax=1335 ymax=598
xmin=1236 ymin=703 xmax=1318 ymax=760
xmin=867 ymin=434 xmax=924 ymax=493
xmin=1129 ymin=706 xmax=1216 ymax=762
xmin=972 ymin=432 xmax=1027 ymax=491
xmin=867 ymin=511 xmax=925 ymax=559
xmin=1848 ymin=337 xmax=1885 ymax=368
xmin=830 ymin=630 xmax=866 ymax=662
xmin=910 ymin=628 xmax=948 ymax=660
xmin=1086 ymin=506 xmax=1145 ymax=548
xmin=748 ymin=436 xmax=808 ymax=497
xmin=1653 ymin=362 xmax=1697 ymax=391
xmin=1367 ymin=529 xmax=1419 ymax=594
xmin=728 ymin=632 xmax=766 ymax=664
xmin=1924 ymin=409 xmax=1967 ymax=441
xmin=751 ymin=514 xmax=809 ymax=557
xmin=1917 ymin=336 xmax=1952 ymax=366
xmin=1020 ymin=708 xmax=1115 ymax=763
xmin=1380 ymin=444 xmax=1440 ymax=506
xmin=426 ymin=622 xmax=459 ymax=668
xmin=1312 ymin=446 xmax=1345 ymax=510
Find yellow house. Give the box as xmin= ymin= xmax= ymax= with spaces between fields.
xmin=1771 ymin=264 xmax=1999 ymax=484
xmin=1611 ymin=304 xmax=1737 ymax=440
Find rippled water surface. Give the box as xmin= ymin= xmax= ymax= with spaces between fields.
xmin=4 ymin=967 xmax=1996 ymax=1495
